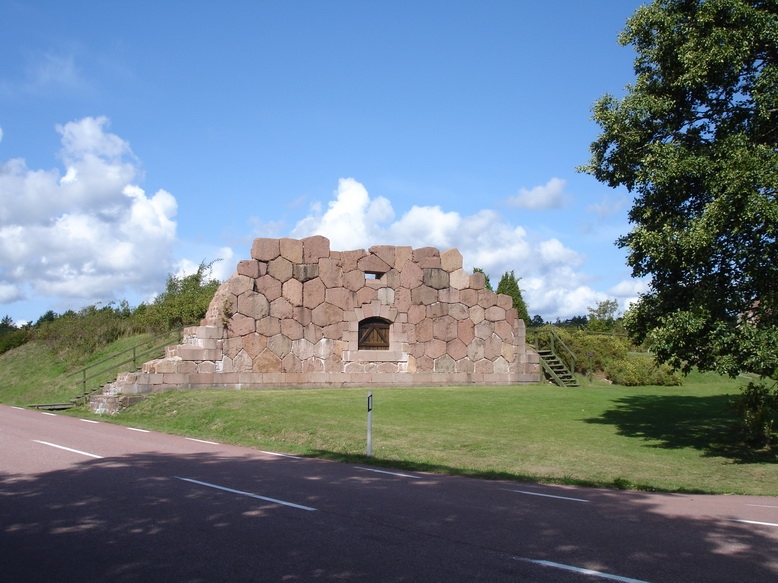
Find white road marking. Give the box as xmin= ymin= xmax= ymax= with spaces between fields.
xmin=175 ymin=477 xmax=317 ymax=511
xmin=746 ymin=504 xmax=778 ymax=509
xmin=33 ymin=440 xmax=103 ymax=459
xmin=12 ymin=406 xmax=25 ymax=410
xmin=355 ymin=466 xmax=421 ymax=479
xmin=41 ymin=412 xmax=56 ymax=416
xmin=732 ymin=519 xmax=778 ymax=527
xmin=80 ymin=419 xmax=99 ymax=424
xmin=186 ymin=437 xmax=219 ymax=445
xmin=260 ymin=450 xmax=302 ymax=459
xmin=127 ymin=427 xmax=149 ymax=433
xmin=504 ymin=488 xmax=589 ymax=503
xmin=515 ymin=557 xmax=651 ymax=583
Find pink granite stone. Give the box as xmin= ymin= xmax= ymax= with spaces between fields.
xmin=302 ymin=235 xmax=330 ymax=262
xmin=243 ymin=333 xmax=267 ymax=359
xmin=394 ymin=246 xmax=413 ymax=271
xmin=312 ymin=302 xmax=343 ymax=327
xmin=416 ymin=355 xmax=434 ymax=372
xmin=256 ymin=275 xmax=282 ymax=302
xmin=279 ymin=237 xmax=303 ymax=263
xmin=302 ymin=277 xmax=326 ymax=310
xmin=494 ymin=320 xmax=513 ymax=341
xmin=251 ymin=238 xmax=280 ymax=261
xmin=268 ymin=256 xmax=293 ymax=283
xmin=458 ymin=358 xmax=476 ymax=374
xmin=237 ymin=259 xmax=261 ymax=279
xmin=256 ymin=316 xmax=281 ymax=336
xmin=319 ymin=257 xmax=343 ymax=288
xmin=282 ymin=278 xmax=303 ymax=307
xmin=470 ymin=271 xmax=486 ymax=290
xmin=474 ymin=358 xmax=494 ymax=374
xmin=407 ymin=304 xmax=426 ymax=325
xmin=440 ymin=248 xmax=463 ymax=272
xmin=478 ymin=290 xmax=498 ymax=309
xmin=457 ymin=319 xmax=475 ymax=345
xmin=475 ymin=320 xmax=493 ymax=340
xmin=281 ymin=317 xmax=304 ymax=340
xmin=485 ymin=305 xmax=506 ymax=322
xmin=253 ymin=349 xmax=282 ymax=372
xmin=413 ymin=247 xmax=441 ymax=268
xmin=237 ymin=291 xmax=269 ymax=319
xmin=357 ymin=253 xmax=391 ymax=274
xmin=341 ymin=249 xmax=367 ymax=272
xmin=368 ymin=245 xmax=396 ymax=268
xmin=228 ymin=274 xmax=254 ymax=296
xmin=270 ymin=296 xmax=294 ymax=320
xmin=411 ymin=285 xmax=438 ymax=305
xmin=343 ymin=269 xmax=366 ymax=292
xmin=355 ymin=285 xmax=377 ymax=306
xmin=399 ymin=260 xmax=423 ymax=289
xmin=497 ymin=294 xmax=513 ymax=310
xmin=416 ymin=318 xmax=434 ymax=342
xmin=449 ymin=268 xmax=470 ymax=290
xmin=228 ymin=313 xmax=255 ymax=337
xmin=394 ymin=287 xmax=412 ymax=312
xmin=447 ymin=338 xmax=468 ymax=360
xmin=326 ymin=287 xmax=354 ymax=311
xmin=433 ymin=315 xmax=457 ymax=342
xmin=460 ymin=288 xmax=479 ymax=307
xmin=268 ymin=334 xmax=292 ymax=358
xmin=484 ymin=334 xmax=503 ymax=360
xmin=434 ymin=354 xmax=456 ymax=373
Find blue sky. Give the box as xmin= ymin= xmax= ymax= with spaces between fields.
xmin=0 ymin=0 xmax=648 ymax=324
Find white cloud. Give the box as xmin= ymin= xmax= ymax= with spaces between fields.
xmin=291 ymin=177 xmax=616 ymax=319
xmin=506 ymin=177 xmax=569 ymax=210
xmin=586 ymin=193 xmax=628 ymax=219
xmin=0 ymin=117 xmax=179 ymax=311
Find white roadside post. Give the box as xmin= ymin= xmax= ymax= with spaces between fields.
xmin=367 ymin=391 xmax=373 ymax=457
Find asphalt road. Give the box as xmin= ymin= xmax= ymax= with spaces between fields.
xmin=1 ymin=404 xmax=777 ymax=582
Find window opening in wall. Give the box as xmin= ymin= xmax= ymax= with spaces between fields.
xmin=365 ymin=272 xmax=384 ymax=279
xmin=358 ymin=317 xmax=390 ymax=350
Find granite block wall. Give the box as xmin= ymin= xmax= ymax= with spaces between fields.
xmin=109 ymin=236 xmax=541 ymax=394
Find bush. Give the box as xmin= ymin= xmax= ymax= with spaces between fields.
xmin=605 ymin=353 xmax=683 ymax=387
xmin=732 ymin=381 xmax=778 ymax=448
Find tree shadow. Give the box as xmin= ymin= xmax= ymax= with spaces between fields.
xmin=584 ymin=393 xmax=777 ymax=463
xmin=2 ymin=449 xmax=778 ymax=582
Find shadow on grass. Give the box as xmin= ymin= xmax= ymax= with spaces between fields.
xmin=302 ymin=450 xmax=713 ymax=494
xmin=584 ymin=393 xmax=777 ymax=464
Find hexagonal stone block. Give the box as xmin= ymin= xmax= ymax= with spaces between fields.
xmin=228 ymin=274 xmax=254 ymax=296
xmin=457 ymin=319 xmax=475 ymax=345
xmin=434 ymin=354 xmax=456 ymax=373
xmin=312 ymin=302 xmax=343 ymax=327
xmin=270 ymin=296 xmax=294 ymax=320
xmin=282 ymin=278 xmax=303 ymax=307
xmin=433 ymin=315 xmax=457 ymax=342
xmin=447 ymin=338 xmax=468 ymax=360
xmin=237 ymin=291 xmax=269 ymax=319
xmin=368 ymin=245 xmax=395 ymax=269
xmin=440 ymin=248 xmax=463 ymax=272
xmin=256 ymin=275 xmax=282 ymax=302
xmin=237 ymin=259 xmax=261 ymax=279
xmin=268 ymin=256 xmax=293 ymax=283
xmin=251 ymin=238 xmax=280 ymax=261
xmin=302 ymin=235 xmax=330 ymax=262
xmin=279 ymin=237 xmax=303 ymax=263
xmin=343 ymin=269 xmax=366 ymax=292
xmin=423 ymin=268 xmax=450 ymax=290
xmin=303 ymin=277 xmax=325 ymax=310
xmin=281 ymin=317 xmax=304 ymax=340
xmin=413 ymin=247 xmax=440 ymax=268
xmin=293 ymin=263 xmax=319 ymax=283
xmin=425 ymin=338 xmax=446 ymax=359
xmin=253 ymin=349 xmax=282 ymax=372
xmin=485 ymin=305 xmax=506 ymax=322
xmin=357 ymin=253 xmax=391 ymax=275
xmin=268 ymin=334 xmax=292 ymax=358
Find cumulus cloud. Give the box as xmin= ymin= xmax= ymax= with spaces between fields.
xmin=291 ymin=178 xmax=610 ymax=319
xmin=506 ymin=177 xmax=569 ymax=210
xmin=0 ymin=117 xmax=179 ymax=311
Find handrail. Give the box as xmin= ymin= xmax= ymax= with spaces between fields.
xmin=67 ymin=328 xmax=182 ymax=404
xmin=530 ymin=326 xmax=576 ymax=374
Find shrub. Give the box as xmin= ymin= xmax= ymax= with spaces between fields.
xmin=732 ymin=381 xmax=778 ymax=448
xmin=605 ymin=353 xmax=683 ymax=387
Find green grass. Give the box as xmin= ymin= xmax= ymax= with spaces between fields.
xmin=2 ymin=339 xmax=776 ymax=495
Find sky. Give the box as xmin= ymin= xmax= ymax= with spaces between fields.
xmin=0 ymin=0 xmax=649 ymax=325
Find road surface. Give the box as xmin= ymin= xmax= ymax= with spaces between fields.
xmin=1 ymin=404 xmax=776 ymax=582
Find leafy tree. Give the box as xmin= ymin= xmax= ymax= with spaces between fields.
xmin=581 ymin=0 xmax=778 ymax=378
xmin=587 ymin=299 xmax=620 ymax=333
xmin=137 ymin=260 xmax=221 ymax=332
xmin=496 ymin=270 xmax=531 ymax=323
xmin=472 ymin=267 xmax=492 ymax=291
xmin=530 ymin=314 xmax=546 ymax=327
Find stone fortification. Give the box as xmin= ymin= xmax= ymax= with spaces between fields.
xmin=109 ymin=236 xmax=540 ymax=394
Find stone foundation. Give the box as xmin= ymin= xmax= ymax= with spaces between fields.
xmin=101 ymin=236 xmax=541 ymax=396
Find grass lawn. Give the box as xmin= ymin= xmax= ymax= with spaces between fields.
xmin=79 ymin=371 xmax=777 ymax=496
xmin=3 ymin=338 xmax=775 ymax=496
